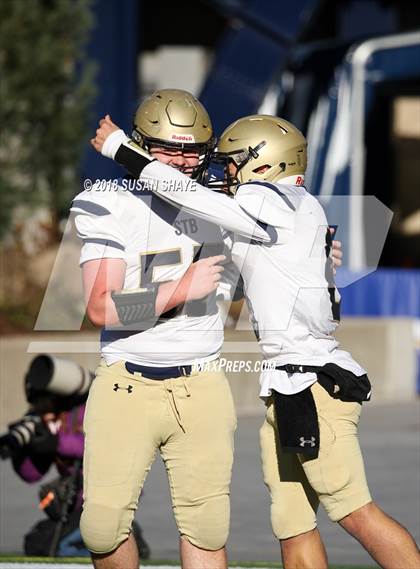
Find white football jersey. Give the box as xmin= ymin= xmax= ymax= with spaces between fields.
xmin=71 ymin=170 xmax=267 ymax=367
xmin=145 ymin=177 xmax=366 ymax=394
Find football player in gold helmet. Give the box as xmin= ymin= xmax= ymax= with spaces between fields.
xmin=128 ymin=88 xmax=215 ymax=180
xmin=210 ymin=114 xmax=307 ymax=191
xmin=77 ymin=91 xmax=270 ymax=569
xmin=93 ymin=110 xmax=419 ymax=569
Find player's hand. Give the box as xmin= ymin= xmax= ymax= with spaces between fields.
xmin=182 ymin=255 xmax=226 ymax=300
xmin=91 ymin=115 xmax=120 ymax=153
xmin=331 ymin=237 xmax=343 ymax=273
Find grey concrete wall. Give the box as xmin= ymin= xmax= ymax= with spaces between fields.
xmin=0 ymin=317 xmax=417 ymax=429
xmin=334 ymin=317 xmax=417 ymax=400
xmin=222 ymin=317 xmax=417 ymax=409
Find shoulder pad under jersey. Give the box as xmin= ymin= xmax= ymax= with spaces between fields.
xmin=235 ymin=181 xmax=300 ymax=228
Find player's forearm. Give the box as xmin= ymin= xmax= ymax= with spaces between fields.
xmin=89 ymin=281 xmax=188 ymax=326
xmin=101 ymin=129 xmax=154 ymax=177
xmin=86 ymin=291 xmax=121 ymax=327
xmin=155 ymin=279 xmax=187 ymax=315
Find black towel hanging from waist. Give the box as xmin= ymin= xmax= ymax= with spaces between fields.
xmin=273 ymin=387 xmax=320 ymax=460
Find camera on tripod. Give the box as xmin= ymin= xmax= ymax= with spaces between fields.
xmin=0 ymin=355 xmax=93 ymax=459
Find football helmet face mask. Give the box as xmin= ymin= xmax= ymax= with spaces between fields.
xmin=132 ymin=89 xmax=216 ymax=180
xmin=208 ymin=115 xmax=307 ymax=193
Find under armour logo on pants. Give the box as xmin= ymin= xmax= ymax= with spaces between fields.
xmin=113 ymin=383 xmax=133 ymax=393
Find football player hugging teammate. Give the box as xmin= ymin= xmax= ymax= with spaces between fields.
xmin=72 ymin=90 xmax=271 ymax=569
xmin=91 ymin=98 xmax=420 ymax=569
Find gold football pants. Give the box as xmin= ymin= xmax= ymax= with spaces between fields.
xmin=260 ymin=381 xmax=372 ymax=539
xmin=80 ymin=359 xmax=236 ymax=553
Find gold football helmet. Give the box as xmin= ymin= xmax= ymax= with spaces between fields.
xmin=132 ymin=89 xmax=216 ymax=179
xmin=211 ymin=114 xmax=307 ymax=191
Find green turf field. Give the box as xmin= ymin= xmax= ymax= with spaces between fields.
xmin=0 ymin=556 xmax=376 ymax=568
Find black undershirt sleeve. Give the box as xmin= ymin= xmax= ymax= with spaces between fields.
xmin=114 ymin=144 xmax=155 ymax=178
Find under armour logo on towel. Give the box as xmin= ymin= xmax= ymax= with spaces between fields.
xmin=299 ymin=436 xmax=316 ymax=448
xmin=113 ymin=383 xmax=133 ymax=393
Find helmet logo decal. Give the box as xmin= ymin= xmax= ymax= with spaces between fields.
xmin=249 ymin=140 xmax=266 ymax=158
xmin=170 ymin=133 xmax=195 ymax=142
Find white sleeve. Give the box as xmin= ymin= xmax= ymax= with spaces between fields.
xmin=139 ymin=160 xmax=270 ymax=242
xmin=234 ymin=183 xmax=296 ymax=229
xmin=70 ymin=195 xmax=126 ymax=265
xmin=107 ymin=137 xmax=269 ymax=241
xmin=101 ymin=129 xmax=130 ymax=159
